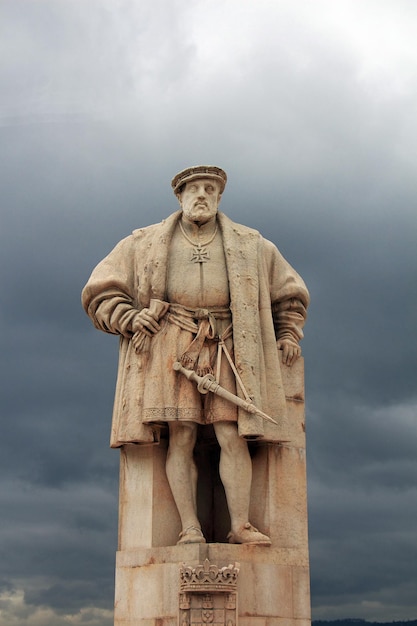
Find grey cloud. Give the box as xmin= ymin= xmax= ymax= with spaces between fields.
xmin=1 ymin=0 xmax=416 ymax=623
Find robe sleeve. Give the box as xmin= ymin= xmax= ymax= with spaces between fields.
xmin=81 ymin=236 xmax=139 ymax=338
xmin=262 ymin=238 xmax=310 ymax=344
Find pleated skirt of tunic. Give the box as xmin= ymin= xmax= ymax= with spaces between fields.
xmin=142 ymin=317 xmax=238 ymax=425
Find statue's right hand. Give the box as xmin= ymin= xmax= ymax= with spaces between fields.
xmin=132 ymin=309 xmax=161 ymax=336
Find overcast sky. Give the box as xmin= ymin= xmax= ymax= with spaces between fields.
xmin=1 ymin=1 xmax=416 ymax=625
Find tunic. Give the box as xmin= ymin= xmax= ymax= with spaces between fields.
xmin=142 ymin=221 xmax=238 ymax=425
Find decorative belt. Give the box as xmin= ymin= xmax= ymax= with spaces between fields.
xmin=167 ymin=304 xmax=232 ymax=376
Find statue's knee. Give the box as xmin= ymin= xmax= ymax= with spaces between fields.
xmin=168 ymin=422 xmax=197 ymax=451
xmin=214 ymin=422 xmax=246 ymax=455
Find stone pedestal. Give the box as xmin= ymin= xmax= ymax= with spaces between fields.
xmin=114 ymin=356 xmax=310 ymax=625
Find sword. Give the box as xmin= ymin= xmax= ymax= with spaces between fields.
xmin=173 ymin=361 xmax=278 ymax=425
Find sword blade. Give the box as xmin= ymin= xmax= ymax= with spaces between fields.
xmin=173 ymin=362 xmax=277 ymax=425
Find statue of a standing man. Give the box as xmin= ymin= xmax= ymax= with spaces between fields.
xmin=82 ymin=165 xmax=309 ymax=546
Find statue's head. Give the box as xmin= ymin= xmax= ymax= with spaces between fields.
xmin=171 ymin=166 xmax=227 ymax=225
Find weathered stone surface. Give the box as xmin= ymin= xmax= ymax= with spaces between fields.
xmin=114 ymin=356 xmax=310 ymax=624
xmin=118 ymin=442 xmax=181 ymax=550
xmin=114 ymin=544 xmax=310 ymax=624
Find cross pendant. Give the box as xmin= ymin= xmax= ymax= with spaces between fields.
xmin=190 ymin=244 xmax=210 ymax=263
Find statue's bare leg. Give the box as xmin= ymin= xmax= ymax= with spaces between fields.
xmin=166 ymin=421 xmax=205 ymax=544
xmin=212 ymin=421 xmax=251 ymax=529
xmin=213 ymin=421 xmax=271 ymax=546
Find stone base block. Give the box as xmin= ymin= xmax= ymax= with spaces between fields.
xmin=114 ymin=544 xmax=310 ymax=625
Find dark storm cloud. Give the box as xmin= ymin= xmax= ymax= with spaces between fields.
xmin=1 ymin=0 xmax=416 ymax=624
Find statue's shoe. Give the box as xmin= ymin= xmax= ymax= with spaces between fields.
xmin=227 ymin=522 xmax=271 ymax=546
xmin=177 ymin=526 xmax=206 ymax=545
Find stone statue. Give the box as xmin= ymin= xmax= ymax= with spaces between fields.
xmin=82 ymin=165 xmax=309 ymax=547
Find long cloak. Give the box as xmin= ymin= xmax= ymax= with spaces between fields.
xmin=82 ymin=210 xmax=309 ymax=447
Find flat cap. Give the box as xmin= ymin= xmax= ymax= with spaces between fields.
xmin=171 ymin=165 xmax=227 ymax=195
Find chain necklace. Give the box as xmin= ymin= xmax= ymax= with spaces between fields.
xmin=178 ymin=220 xmax=218 ymax=264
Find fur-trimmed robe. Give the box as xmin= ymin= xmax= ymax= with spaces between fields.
xmin=82 ymin=210 xmax=309 ymax=447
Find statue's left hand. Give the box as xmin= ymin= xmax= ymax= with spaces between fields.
xmin=277 ymin=339 xmax=301 ymax=367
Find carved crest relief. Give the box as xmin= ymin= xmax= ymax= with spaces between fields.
xmin=179 ymin=559 xmax=239 ymax=626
